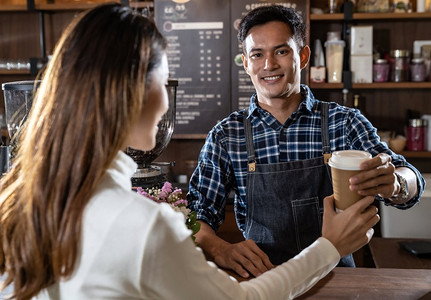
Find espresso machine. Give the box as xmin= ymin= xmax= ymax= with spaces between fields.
xmin=1 ymin=80 xmax=40 ymax=175
xmin=126 ymin=79 xmax=178 ymax=189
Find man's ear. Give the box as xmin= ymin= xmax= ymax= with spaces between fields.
xmin=242 ymin=53 xmax=249 ymax=74
xmin=299 ymin=45 xmax=311 ymax=69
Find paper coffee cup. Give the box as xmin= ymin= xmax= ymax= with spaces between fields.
xmin=328 ymin=150 xmax=372 ymax=211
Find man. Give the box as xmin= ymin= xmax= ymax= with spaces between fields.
xmin=187 ymin=5 xmax=425 ymax=278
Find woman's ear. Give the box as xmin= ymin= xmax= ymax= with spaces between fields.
xmin=299 ymin=45 xmax=311 ymax=69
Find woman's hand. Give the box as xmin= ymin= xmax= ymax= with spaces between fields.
xmin=322 ymin=195 xmax=380 ymax=258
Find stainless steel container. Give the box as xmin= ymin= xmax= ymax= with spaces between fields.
xmin=390 ymin=49 xmax=410 ymax=82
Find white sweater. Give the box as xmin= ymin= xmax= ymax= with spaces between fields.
xmin=35 ymin=151 xmax=340 ymax=299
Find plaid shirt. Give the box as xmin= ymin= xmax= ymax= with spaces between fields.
xmin=187 ymin=85 xmax=425 ymax=233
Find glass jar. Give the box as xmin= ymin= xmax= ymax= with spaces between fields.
xmin=373 ymin=59 xmax=389 ymax=82
xmin=410 ymin=58 xmax=426 ymax=82
xmin=390 ymin=49 xmax=410 ymax=82
xmin=325 ymin=40 xmax=345 ymax=83
xmin=390 ymin=0 xmax=412 ymax=12
xmin=406 ymin=119 xmax=427 ymax=151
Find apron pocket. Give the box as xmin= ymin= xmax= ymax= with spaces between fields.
xmin=292 ymin=197 xmax=322 ymax=252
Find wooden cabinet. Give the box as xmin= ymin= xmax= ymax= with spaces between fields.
xmin=307 ymin=7 xmax=431 ymax=170
xmin=0 ymin=3 xmax=83 ymax=100
xmin=0 ymin=1 xmax=153 ymax=112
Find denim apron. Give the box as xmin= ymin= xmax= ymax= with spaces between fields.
xmin=244 ymin=102 xmax=354 ymax=267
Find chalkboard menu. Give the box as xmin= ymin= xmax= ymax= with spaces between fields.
xmin=154 ymin=0 xmax=306 ymax=136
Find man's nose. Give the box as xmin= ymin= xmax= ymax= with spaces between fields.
xmin=264 ymin=56 xmax=277 ymax=70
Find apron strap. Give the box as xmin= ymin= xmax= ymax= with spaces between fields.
xmin=244 ymin=102 xmax=332 ymax=169
xmin=244 ymin=108 xmax=256 ymax=172
xmin=320 ymin=102 xmax=332 ymax=164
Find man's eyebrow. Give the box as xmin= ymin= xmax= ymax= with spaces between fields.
xmin=273 ymin=43 xmax=290 ymax=50
xmin=249 ymin=43 xmax=290 ymax=53
xmin=249 ymin=47 xmax=263 ymax=53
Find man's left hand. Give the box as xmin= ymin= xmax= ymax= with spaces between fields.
xmin=349 ymin=153 xmax=399 ymax=199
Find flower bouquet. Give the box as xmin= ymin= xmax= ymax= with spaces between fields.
xmin=136 ymin=181 xmax=200 ymax=243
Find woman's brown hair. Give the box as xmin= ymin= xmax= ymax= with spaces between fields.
xmin=0 ymin=4 xmax=167 ymax=299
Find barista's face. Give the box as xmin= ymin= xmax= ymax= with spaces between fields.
xmin=127 ymin=54 xmax=169 ymax=151
xmin=242 ymin=21 xmax=309 ymax=103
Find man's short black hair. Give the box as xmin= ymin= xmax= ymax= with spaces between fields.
xmin=237 ymin=5 xmax=306 ymax=52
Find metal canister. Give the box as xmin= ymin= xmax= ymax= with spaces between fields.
xmin=406 ymin=119 xmax=427 ymax=151
xmin=390 ymin=50 xmax=410 ymax=82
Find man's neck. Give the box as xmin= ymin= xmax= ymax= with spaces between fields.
xmin=257 ymin=93 xmax=303 ymax=124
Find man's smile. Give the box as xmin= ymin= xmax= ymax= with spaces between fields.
xmin=262 ymin=75 xmax=283 ymax=81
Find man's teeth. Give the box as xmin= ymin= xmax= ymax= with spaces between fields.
xmin=263 ymin=75 xmax=281 ymax=80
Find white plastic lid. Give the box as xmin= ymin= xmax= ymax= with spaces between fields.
xmin=328 ymin=150 xmax=372 ymax=170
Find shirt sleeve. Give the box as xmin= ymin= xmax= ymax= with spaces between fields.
xmin=345 ymin=108 xmax=425 ymax=209
xmin=142 ymin=204 xmax=340 ymax=300
xmin=186 ymin=128 xmax=234 ymax=231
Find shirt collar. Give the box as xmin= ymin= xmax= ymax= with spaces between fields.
xmin=247 ymin=84 xmax=317 ymax=119
xmin=247 ymin=94 xmax=259 ymax=118
xmin=299 ymin=84 xmax=317 ymax=114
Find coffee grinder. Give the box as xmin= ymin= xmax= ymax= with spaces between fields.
xmin=126 ymin=79 xmax=178 ymax=189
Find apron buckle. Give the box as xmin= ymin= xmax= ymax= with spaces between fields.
xmin=248 ymin=161 xmax=256 ymax=172
xmin=323 ymin=153 xmax=331 ymax=164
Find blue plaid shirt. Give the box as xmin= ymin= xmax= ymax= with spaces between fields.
xmin=187 ymin=85 xmax=425 ymax=233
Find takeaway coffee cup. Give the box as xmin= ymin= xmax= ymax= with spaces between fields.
xmin=328 ymin=150 xmax=372 ymax=211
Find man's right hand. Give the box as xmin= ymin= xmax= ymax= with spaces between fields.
xmin=196 ymin=221 xmax=274 ymax=278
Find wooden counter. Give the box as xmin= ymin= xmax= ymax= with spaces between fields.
xmin=227 ymin=267 xmax=431 ymax=299
xmin=369 ymin=237 xmax=431 ymax=269
xmin=297 ymin=267 xmax=431 ymax=299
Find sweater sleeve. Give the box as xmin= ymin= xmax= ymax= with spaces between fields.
xmin=239 ymin=237 xmax=340 ymax=299
xmin=141 ymin=204 xmax=340 ymax=300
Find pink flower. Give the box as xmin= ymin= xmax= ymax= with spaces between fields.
xmin=137 ymin=182 xmax=187 ymax=207
xmin=174 ymin=199 xmax=188 ymax=207
xmin=172 ymin=188 xmax=182 ymax=195
xmin=136 ymin=187 xmax=157 ymax=201
xmin=161 ymin=181 xmax=173 ymax=193
xmin=135 ymin=181 xmax=199 ymax=244
xmin=158 ymin=191 xmax=168 ymax=200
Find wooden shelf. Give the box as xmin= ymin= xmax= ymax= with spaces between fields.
xmin=35 ymin=1 xmax=121 ymax=10
xmin=0 ymin=1 xmax=152 ymax=11
xmin=310 ymin=12 xmax=431 ymax=21
xmin=310 ymin=13 xmax=345 ymax=20
xmin=0 ymin=70 xmax=31 ymax=75
xmin=309 ymin=83 xmax=343 ymax=89
xmin=0 ymin=4 xmax=27 ymax=11
xmin=353 ymin=82 xmax=431 ymax=89
xmin=129 ymin=1 xmax=153 ymax=9
xmin=399 ymin=151 xmax=431 ymax=158
xmin=310 ymin=82 xmax=431 ymax=90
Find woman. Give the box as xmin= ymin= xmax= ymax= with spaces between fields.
xmin=0 ymin=4 xmax=379 ymax=299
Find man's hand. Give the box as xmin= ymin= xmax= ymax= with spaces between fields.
xmin=349 ymin=153 xmax=398 ymax=198
xmin=213 ymin=239 xmax=274 ymax=278
xmin=196 ymin=221 xmax=274 ymax=278
xmin=349 ymin=153 xmax=418 ymax=203
xmin=322 ymin=195 xmax=380 ymax=257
